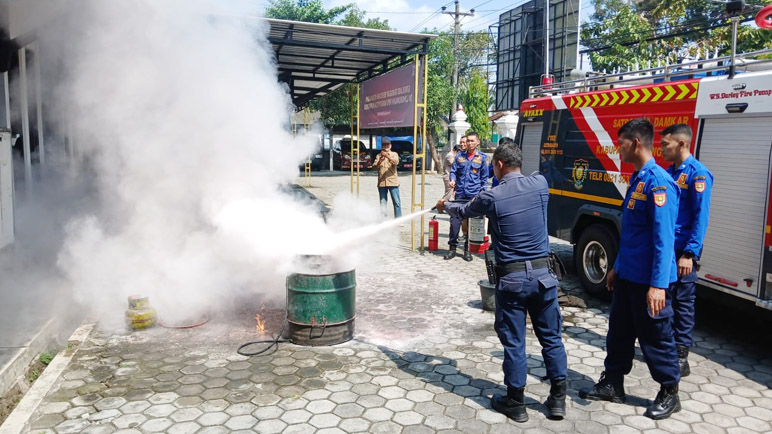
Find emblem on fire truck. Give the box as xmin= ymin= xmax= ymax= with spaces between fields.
xmin=572 ymin=159 xmax=589 ymax=190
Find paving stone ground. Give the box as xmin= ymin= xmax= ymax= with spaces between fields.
xmin=23 ymin=172 xmax=772 ymax=433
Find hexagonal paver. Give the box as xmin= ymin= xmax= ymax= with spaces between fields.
xmin=254 ymin=418 xmax=288 ymax=434
xmin=281 ymin=409 xmax=313 ymax=424
xmin=306 ymin=399 xmax=336 ymax=414
xmin=170 ymin=407 xmax=203 ymax=422
xmin=141 ymin=417 xmax=174 ymax=432
xmin=363 ymin=407 xmax=394 ymax=422
xmin=197 ymin=411 xmax=229 ymax=426
xmin=406 ymin=390 xmax=434 ymax=403
xmin=309 ymin=413 xmax=342 ymax=429
xmin=145 ymin=404 xmax=177 ymax=418
xmin=224 ymin=414 xmax=257 ymax=430
xmin=339 ymin=417 xmax=371 ymax=433
xmin=394 ymin=410 xmax=424 ymax=425
xmin=167 ymin=421 xmax=201 ymax=434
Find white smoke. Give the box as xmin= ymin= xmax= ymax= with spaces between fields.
xmin=39 ymin=0 xmax=367 ymax=326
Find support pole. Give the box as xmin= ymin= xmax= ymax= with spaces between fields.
xmin=349 ymin=83 xmax=360 ymax=196
xmin=544 ymin=0 xmax=550 ymax=78
xmin=18 ymin=47 xmax=32 ymax=190
xmin=34 ymin=42 xmax=45 ymax=167
xmin=303 ymin=107 xmax=311 ymax=187
xmin=411 ymin=54 xmax=429 ymax=251
xmin=2 ymin=72 xmax=9 ymax=129
xmin=729 ymin=16 xmax=739 ymax=79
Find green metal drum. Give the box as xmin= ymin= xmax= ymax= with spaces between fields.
xmin=286 ymin=269 xmax=356 ymax=346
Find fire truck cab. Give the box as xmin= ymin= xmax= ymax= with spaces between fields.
xmin=517 ymin=50 xmax=772 ymax=310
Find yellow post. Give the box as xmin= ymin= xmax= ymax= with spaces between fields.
xmin=349 ymin=83 xmax=361 ymax=196
xmin=411 ymin=54 xmax=429 ymax=251
xmin=303 ymin=107 xmax=312 ymax=187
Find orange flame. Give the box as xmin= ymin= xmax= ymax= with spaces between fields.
xmin=255 ymin=313 xmax=266 ymax=332
xmin=255 ymin=303 xmax=266 ymax=333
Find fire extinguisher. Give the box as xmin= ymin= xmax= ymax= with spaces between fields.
xmin=428 ymin=216 xmax=439 ymax=251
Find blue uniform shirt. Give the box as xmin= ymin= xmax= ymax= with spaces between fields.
xmin=444 ymin=172 xmax=550 ymax=263
xmin=450 ymin=151 xmax=489 ymax=199
xmin=613 ymin=158 xmax=679 ymax=289
xmin=667 ymin=156 xmax=713 ymax=257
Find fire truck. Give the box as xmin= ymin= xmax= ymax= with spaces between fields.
xmin=516 ymin=49 xmax=772 ymax=310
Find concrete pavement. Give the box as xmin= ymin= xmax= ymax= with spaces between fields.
xmin=5 ymin=171 xmax=771 ymax=434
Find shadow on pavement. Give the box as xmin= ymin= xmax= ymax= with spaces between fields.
xmin=373 ymin=345 xmax=625 ymax=420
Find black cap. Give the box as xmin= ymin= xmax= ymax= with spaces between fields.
xmin=382 ymin=137 xmax=391 ymax=145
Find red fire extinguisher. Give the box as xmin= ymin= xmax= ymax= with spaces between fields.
xmin=428 ymin=216 xmax=439 ymax=251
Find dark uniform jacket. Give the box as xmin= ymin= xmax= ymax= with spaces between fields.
xmin=444 ymin=171 xmax=550 ymax=264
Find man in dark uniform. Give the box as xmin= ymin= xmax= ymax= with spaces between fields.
xmin=446 ymin=131 xmax=489 ymax=261
xmin=661 ymin=124 xmax=713 ymax=377
xmin=436 ymin=142 xmax=567 ymax=422
xmin=579 ymin=118 xmax=682 ymax=420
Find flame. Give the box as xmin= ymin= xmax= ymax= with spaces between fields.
xmin=255 ymin=303 xmax=266 ymax=333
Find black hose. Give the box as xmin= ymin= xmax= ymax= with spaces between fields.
xmin=236 ymin=314 xmax=291 ymax=356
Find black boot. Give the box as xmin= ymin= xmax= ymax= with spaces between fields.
xmin=677 ymin=345 xmax=690 ymax=377
xmin=578 ymin=372 xmax=625 ymax=403
xmin=444 ymin=248 xmax=457 ymax=260
xmin=462 ymin=241 xmax=473 ymax=262
xmin=644 ymin=385 xmax=681 ymax=420
xmin=491 ymin=388 xmax=528 ymax=422
xmin=545 ymin=379 xmax=566 ymax=419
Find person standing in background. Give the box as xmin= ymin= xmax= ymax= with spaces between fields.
xmin=661 ymin=123 xmax=713 ymax=377
xmin=372 ymin=137 xmax=402 ymax=218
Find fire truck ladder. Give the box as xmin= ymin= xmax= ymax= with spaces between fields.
xmin=529 ymin=48 xmax=772 ymax=98
xmin=546 ymin=109 xmax=562 ymax=144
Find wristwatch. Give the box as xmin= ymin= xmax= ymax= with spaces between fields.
xmin=682 ymin=251 xmax=695 ymax=259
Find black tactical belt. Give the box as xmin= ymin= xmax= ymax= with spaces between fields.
xmin=495 ymin=257 xmax=551 ymax=276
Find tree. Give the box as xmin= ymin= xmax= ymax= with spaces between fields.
xmin=582 ymin=0 xmax=772 ymax=73
xmin=423 ymin=30 xmax=492 ymax=172
xmin=337 ymin=6 xmax=391 ymax=30
xmin=264 ymin=0 xmax=352 ymax=24
xmin=463 ymin=69 xmax=491 ymax=143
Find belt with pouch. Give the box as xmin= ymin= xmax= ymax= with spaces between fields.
xmin=495 ymin=257 xmax=551 ymax=277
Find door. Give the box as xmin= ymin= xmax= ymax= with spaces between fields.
xmin=519 ymin=122 xmax=543 ymax=176
xmin=696 ymin=117 xmax=772 ymax=297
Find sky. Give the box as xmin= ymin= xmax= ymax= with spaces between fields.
xmin=252 ymin=0 xmax=596 ymax=34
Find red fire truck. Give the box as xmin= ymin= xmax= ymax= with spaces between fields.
xmin=516 ymin=49 xmax=772 ymax=310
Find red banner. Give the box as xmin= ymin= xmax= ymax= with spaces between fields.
xmin=359 ymin=64 xmax=416 ymax=129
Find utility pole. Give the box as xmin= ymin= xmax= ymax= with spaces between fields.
xmin=442 ymin=0 xmax=474 ymax=110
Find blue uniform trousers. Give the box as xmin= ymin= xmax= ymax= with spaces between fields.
xmin=605 ymin=278 xmax=680 ymax=386
xmin=495 ymin=264 xmax=567 ymax=390
xmin=448 ymin=197 xmax=471 ymax=248
xmin=670 ymin=267 xmax=697 ymax=348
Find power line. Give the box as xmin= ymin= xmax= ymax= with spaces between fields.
xmin=409 ymin=1 xmax=455 ymax=32
xmin=580 ymin=16 xmax=756 ymax=53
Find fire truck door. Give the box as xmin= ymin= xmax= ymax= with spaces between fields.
xmin=519 ymin=122 xmax=543 ymax=176
xmin=696 ymin=117 xmax=772 ymax=297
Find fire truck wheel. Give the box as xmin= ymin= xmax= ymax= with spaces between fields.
xmin=575 ymin=224 xmax=618 ymax=297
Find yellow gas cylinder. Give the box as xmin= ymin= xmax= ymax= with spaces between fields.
xmin=126 ymin=295 xmax=157 ymax=330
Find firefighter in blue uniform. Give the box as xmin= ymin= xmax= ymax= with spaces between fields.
xmin=446 ymin=131 xmax=489 ymax=261
xmin=437 ymin=142 xmax=567 ymax=423
xmin=579 ymin=118 xmax=682 ymax=420
xmin=661 ymin=123 xmax=713 ymax=377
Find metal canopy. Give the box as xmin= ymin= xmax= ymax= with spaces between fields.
xmin=266 ymin=19 xmax=434 ymax=107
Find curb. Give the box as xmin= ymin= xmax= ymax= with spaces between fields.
xmin=0 ymin=321 xmax=95 ymax=434
xmin=0 ymin=317 xmax=59 ymax=398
